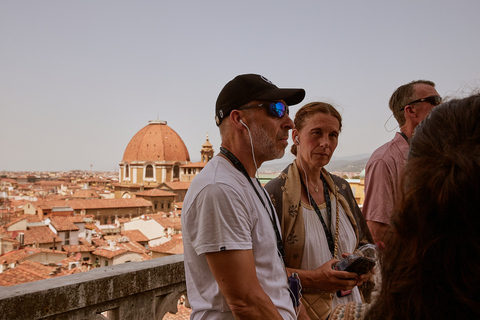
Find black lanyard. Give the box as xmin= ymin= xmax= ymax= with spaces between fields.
xmin=399 ymin=131 xmax=409 ymax=144
xmin=219 ymin=147 xmax=286 ymax=259
xmin=300 ymin=175 xmax=336 ymax=257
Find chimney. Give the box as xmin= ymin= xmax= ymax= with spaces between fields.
xmin=18 ymin=233 xmax=24 ymax=246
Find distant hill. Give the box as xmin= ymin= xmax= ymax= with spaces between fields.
xmin=258 ymin=153 xmax=371 ymax=173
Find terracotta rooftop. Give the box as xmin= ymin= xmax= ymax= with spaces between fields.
xmin=135 ymin=189 xmax=177 ymax=197
xmin=24 ymin=226 xmax=63 ymax=245
xmin=70 ymin=189 xmax=101 ymax=199
xmin=35 ymin=198 xmax=153 ymax=210
xmin=121 ymin=229 xmax=149 ymax=243
xmin=0 ymin=260 xmax=57 ymax=286
xmin=122 ymin=121 xmax=190 ymax=163
xmin=149 ymin=236 xmax=183 ymax=255
xmin=4 ymin=216 xmax=28 ymax=228
xmin=0 ymin=247 xmax=67 ymax=265
xmin=49 ymin=217 xmax=81 ymax=232
xmin=92 ymin=247 xmax=129 ymax=259
xmin=62 ymin=241 xmax=96 ymax=253
xmin=180 ymin=161 xmax=207 ymax=168
xmin=147 ymin=216 xmax=182 ymax=230
xmin=161 ymin=181 xmax=191 ymax=190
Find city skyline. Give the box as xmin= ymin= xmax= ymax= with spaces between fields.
xmin=1 ymin=1 xmax=479 ymax=171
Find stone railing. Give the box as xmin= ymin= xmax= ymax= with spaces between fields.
xmin=0 ymin=254 xmax=187 ymax=320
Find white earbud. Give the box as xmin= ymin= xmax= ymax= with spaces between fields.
xmin=295 ymin=136 xmax=300 ymax=145
xmin=240 ymin=119 xmax=249 ymax=129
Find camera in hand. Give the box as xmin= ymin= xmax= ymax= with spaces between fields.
xmin=333 ymin=242 xmax=384 ymax=275
xmin=334 ymin=255 xmax=375 ymax=275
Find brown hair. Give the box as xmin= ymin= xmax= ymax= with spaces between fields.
xmin=389 ymin=80 xmax=436 ymax=126
xmin=367 ymin=94 xmax=480 ymax=319
xmin=291 ymin=102 xmax=342 ymax=156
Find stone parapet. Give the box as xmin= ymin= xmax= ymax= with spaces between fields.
xmin=0 ymin=254 xmax=187 ymax=320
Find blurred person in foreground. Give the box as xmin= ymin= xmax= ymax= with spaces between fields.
xmin=330 ymin=94 xmax=480 ymax=319
xmin=265 ymin=102 xmax=374 ymax=320
xmin=363 ymin=80 xmax=441 ymax=243
xmin=182 ymin=74 xmax=305 ymax=319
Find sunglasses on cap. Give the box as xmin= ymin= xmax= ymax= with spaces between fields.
xmin=240 ymin=101 xmax=289 ymax=118
xmin=401 ymin=95 xmax=442 ymax=111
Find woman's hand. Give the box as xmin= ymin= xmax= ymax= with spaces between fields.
xmin=305 ymin=259 xmax=359 ymax=293
xmin=340 ymin=252 xmax=375 ymax=287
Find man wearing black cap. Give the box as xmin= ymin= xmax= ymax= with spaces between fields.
xmin=182 ymin=74 xmax=305 ymax=319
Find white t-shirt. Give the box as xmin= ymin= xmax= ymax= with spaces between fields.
xmin=301 ymin=196 xmax=362 ymax=309
xmin=182 ymin=156 xmax=295 ymax=320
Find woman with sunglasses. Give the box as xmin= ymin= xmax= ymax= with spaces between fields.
xmin=265 ymin=102 xmax=374 ymax=320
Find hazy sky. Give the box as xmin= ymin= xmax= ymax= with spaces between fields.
xmin=1 ymin=1 xmax=479 ymax=172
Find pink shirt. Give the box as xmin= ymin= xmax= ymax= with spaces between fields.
xmin=363 ymin=132 xmax=409 ymax=225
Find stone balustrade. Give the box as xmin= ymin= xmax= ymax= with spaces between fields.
xmin=0 ymin=254 xmax=187 ymax=320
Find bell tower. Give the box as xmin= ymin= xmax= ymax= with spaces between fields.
xmin=200 ymin=134 xmax=214 ymax=163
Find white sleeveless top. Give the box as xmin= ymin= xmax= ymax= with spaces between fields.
xmin=300 ymin=195 xmax=362 ymax=308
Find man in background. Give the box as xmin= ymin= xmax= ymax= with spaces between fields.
xmin=363 ymin=80 xmax=441 ymax=243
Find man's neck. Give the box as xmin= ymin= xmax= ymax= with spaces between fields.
xmin=400 ymin=122 xmax=414 ymax=138
xmin=220 ymin=143 xmax=261 ymax=177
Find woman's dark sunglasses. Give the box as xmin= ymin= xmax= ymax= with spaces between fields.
xmin=402 ymin=95 xmax=442 ymax=110
xmin=240 ymin=101 xmax=289 ymax=118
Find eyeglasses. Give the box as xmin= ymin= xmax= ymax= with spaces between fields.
xmin=240 ymin=101 xmax=289 ymax=118
xmin=401 ymin=95 xmax=442 ymax=111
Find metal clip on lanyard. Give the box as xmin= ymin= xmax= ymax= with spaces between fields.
xmin=219 ymin=147 xmax=286 ymax=259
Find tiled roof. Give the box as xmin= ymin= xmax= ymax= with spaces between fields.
xmin=4 ymin=216 xmax=28 ymax=228
xmin=121 ymin=230 xmax=149 ymax=243
xmin=180 ymin=161 xmax=207 ymax=168
xmin=34 ymin=181 xmax=73 ymax=187
xmin=85 ymin=223 xmax=103 ymax=235
xmin=0 ymin=260 xmax=55 ymax=286
xmin=161 ymin=181 xmax=191 ymax=190
xmin=70 ymin=189 xmax=101 ymax=199
xmin=135 ymin=189 xmax=177 ymax=197
xmin=92 ymin=235 xmax=150 ymax=259
xmin=49 ymin=217 xmax=80 ymax=232
xmin=122 ymin=121 xmax=190 ymax=163
xmin=0 ymin=247 xmax=67 ymax=265
xmin=24 ymin=226 xmax=62 ymax=245
xmin=92 ymin=247 xmax=129 ymax=259
xmin=147 ymin=216 xmax=182 ymax=230
xmin=35 ymin=198 xmax=153 ymax=210
xmin=149 ymin=236 xmax=183 ymax=255
xmin=62 ymin=243 xmax=95 ymax=253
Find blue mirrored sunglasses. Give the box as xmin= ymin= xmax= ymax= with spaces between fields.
xmin=241 ymin=101 xmax=289 ymax=118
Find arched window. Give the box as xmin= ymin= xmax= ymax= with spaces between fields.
xmin=125 ymin=164 xmax=130 ymax=178
xmin=145 ymin=165 xmax=154 ymax=178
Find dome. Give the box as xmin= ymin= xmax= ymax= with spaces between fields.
xmin=122 ymin=120 xmax=190 ymax=163
xmin=360 ymin=168 xmax=366 ymax=179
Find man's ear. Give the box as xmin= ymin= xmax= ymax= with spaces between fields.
xmin=230 ymin=110 xmax=247 ymax=129
xmin=404 ymin=105 xmax=417 ymax=118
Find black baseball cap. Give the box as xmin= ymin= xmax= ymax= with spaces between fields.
xmin=215 ymin=74 xmax=306 ymax=126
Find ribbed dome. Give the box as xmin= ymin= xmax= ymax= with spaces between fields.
xmin=122 ymin=120 xmax=190 ymax=163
